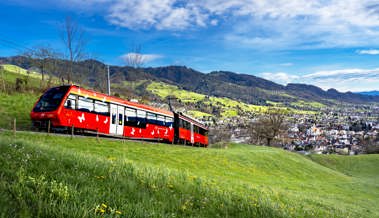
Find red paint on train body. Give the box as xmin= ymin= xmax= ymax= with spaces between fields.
xmin=30 ymin=85 xmax=208 ymax=147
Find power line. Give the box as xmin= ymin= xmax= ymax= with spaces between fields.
xmin=0 ymin=36 xmax=34 ymax=54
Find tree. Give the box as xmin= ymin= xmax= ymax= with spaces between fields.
xmin=123 ymin=44 xmax=145 ymax=68
xmin=24 ymin=45 xmax=59 ymax=87
xmin=361 ymin=134 xmax=379 ymax=154
xmin=61 ymin=16 xmax=87 ymax=84
xmin=249 ymin=108 xmax=287 ymax=146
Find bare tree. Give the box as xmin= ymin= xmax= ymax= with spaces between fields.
xmin=24 ymin=45 xmax=59 ymax=87
xmin=124 ymin=44 xmax=145 ymax=68
xmin=61 ymin=16 xmax=87 ymax=84
xmin=249 ymin=108 xmax=287 ymax=146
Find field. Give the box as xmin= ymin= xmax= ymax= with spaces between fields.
xmin=147 ymin=81 xmax=316 ymax=118
xmin=0 ymin=132 xmax=378 ymax=217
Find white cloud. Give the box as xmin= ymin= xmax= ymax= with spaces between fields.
xmin=356 ymin=49 xmax=379 ymax=55
xmin=106 ymin=0 xmax=210 ymax=30
xmin=54 ymin=0 xmax=379 ymax=48
xmin=120 ymin=53 xmax=162 ymax=64
xmin=259 ymin=68 xmax=379 ymax=92
xmin=260 ymin=72 xmax=299 ymax=85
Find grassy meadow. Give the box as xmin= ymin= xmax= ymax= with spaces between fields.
xmin=0 ymin=132 xmax=378 ymax=217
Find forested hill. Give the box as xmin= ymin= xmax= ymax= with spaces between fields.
xmin=1 ymin=55 xmax=379 ymax=105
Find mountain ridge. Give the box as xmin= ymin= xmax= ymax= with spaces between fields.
xmin=1 ymin=55 xmax=378 ymax=105
xmin=356 ymin=91 xmax=379 ymax=96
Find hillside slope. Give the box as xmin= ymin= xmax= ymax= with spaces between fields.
xmin=2 ymin=56 xmax=379 ymax=105
xmin=0 ymin=132 xmax=378 ymax=217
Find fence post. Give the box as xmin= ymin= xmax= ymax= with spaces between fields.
xmin=13 ymin=118 xmax=16 ymax=136
xmin=96 ymin=128 xmax=99 ymax=142
xmin=71 ymin=125 xmax=74 ymax=139
xmin=47 ymin=120 xmax=51 ymax=135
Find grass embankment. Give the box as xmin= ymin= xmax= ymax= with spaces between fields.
xmin=0 ymin=132 xmax=379 ymax=217
xmin=0 ymin=65 xmax=44 ymax=130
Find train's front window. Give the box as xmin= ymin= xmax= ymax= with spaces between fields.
xmin=33 ymin=86 xmax=69 ymax=112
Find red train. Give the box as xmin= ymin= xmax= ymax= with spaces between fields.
xmin=30 ymin=85 xmax=208 ymax=147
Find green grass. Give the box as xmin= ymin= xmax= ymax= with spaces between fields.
xmin=1 ymin=64 xmax=32 ymax=76
xmin=0 ymin=67 xmax=44 ymax=130
xmin=187 ymin=110 xmax=213 ymax=118
xmin=0 ymin=92 xmax=39 ymax=130
xmin=146 ymin=82 xmax=317 ymax=117
xmin=1 ymin=64 xmax=60 ymax=90
xmin=0 ymin=132 xmax=378 ymax=217
xmin=290 ymin=100 xmax=326 ymax=109
xmin=147 ymin=82 xmax=206 ymax=103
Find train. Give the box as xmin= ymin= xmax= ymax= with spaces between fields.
xmin=30 ymin=85 xmax=209 ymax=147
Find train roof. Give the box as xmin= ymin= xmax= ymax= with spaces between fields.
xmin=178 ymin=113 xmax=208 ymax=130
xmin=53 ymin=85 xmax=208 ymax=128
xmin=66 ymin=85 xmax=174 ymax=117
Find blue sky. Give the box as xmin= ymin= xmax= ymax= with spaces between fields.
xmin=1 ymin=0 xmax=379 ymax=92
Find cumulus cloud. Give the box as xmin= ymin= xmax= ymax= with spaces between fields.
xmin=52 ymin=0 xmax=379 ymax=48
xmin=356 ymin=49 xmax=379 ymax=55
xmin=106 ymin=0 xmax=209 ymax=30
xmin=120 ymin=53 xmax=162 ymax=64
xmin=260 ymin=68 xmax=379 ymax=92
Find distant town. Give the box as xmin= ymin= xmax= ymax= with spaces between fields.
xmin=201 ymin=103 xmax=379 ymax=155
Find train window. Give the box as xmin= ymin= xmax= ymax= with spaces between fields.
xmin=199 ymin=128 xmax=208 ymax=136
xmin=180 ymin=119 xmax=190 ymax=130
xmin=118 ymin=113 xmax=123 ymax=125
xmin=165 ymin=117 xmax=173 ymax=127
xmin=137 ymin=110 xmax=147 ymax=127
xmin=111 ymin=108 xmax=117 ymax=124
xmin=137 ymin=110 xmax=146 ymax=118
xmin=194 ymin=125 xmax=199 ymax=134
xmin=185 ymin=121 xmax=191 ymax=130
xmin=125 ymin=108 xmax=137 ymax=121
xmin=94 ymin=100 xmax=109 ymax=115
xmin=147 ymin=112 xmax=157 ymax=124
xmin=78 ymin=96 xmax=94 ymax=112
xmin=64 ymin=94 xmax=77 ymax=109
xmin=125 ymin=108 xmax=138 ymax=126
xmin=33 ymin=86 xmax=70 ymax=112
xmin=157 ymin=115 xmax=165 ymax=126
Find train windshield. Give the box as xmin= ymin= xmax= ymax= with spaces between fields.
xmin=33 ymin=86 xmax=70 ymax=112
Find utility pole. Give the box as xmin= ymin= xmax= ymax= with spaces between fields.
xmin=107 ymin=65 xmax=111 ymax=95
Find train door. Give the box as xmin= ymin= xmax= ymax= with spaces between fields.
xmin=190 ymin=123 xmax=194 ymax=144
xmin=109 ymin=104 xmax=124 ymax=136
xmin=116 ymin=105 xmax=124 ymax=135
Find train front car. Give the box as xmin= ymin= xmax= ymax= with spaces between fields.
xmin=174 ymin=113 xmax=209 ymax=147
xmin=30 ymin=85 xmax=71 ymax=130
xmin=31 ymin=85 xmax=176 ymax=143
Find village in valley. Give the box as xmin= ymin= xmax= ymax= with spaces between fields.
xmin=198 ymin=103 xmax=379 ymax=155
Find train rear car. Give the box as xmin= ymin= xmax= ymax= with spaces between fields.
xmin=174 ymin=113 xmax=209 ymax=147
